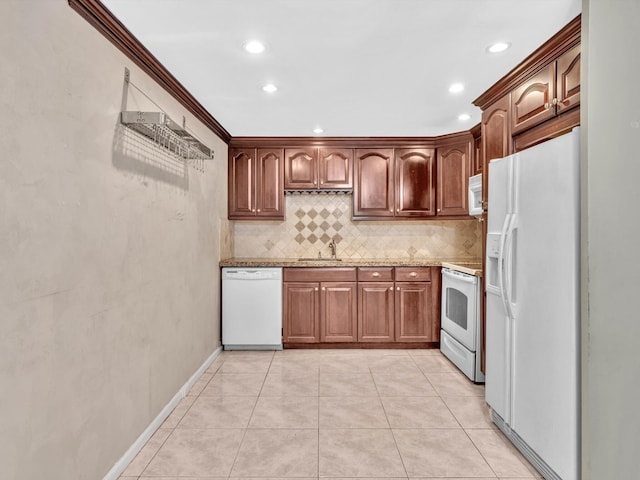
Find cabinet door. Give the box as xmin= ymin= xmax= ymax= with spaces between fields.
xmin=358 ymin=282 xmax=394 ymax=342
xmin=283 ymin=282 xmax=320 ymax=343
xmin=320 ymin=282 xmax=357 ymax=342
xmin=353 ymin=149 xmax=394 ymax=217
xmin=228 ymin=148 xmax=255 ymax=218
xmin=256 ymin=148 xmax=284 ymax=219
xmin=319 ymin=148 xmax=352 ymax=189
xmin=285 ymin=147 xmax=317 ymax=189
xmin=395 ymin=282 xmax=433 ymax=342
xmin=511 ymin=63 xmax=556 ymax=134
xmin=481 ymin=95 xmax=512 ymax=207
xmin=437 ymin=141 xmax=470 ymax=216
xmin=395 ymin=148 xmax=436 ymax=217
xmin=556 ymin=44 xmax=581 ymax=114
xmin=472 ymin=134 xmax=482 ymax=176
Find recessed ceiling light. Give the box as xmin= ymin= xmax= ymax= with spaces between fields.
xmin=313 ymin=127 xmax=324 ymax=134
xmin=449 ymin=83 xmax=464 ymax=94
xmin=262 ymin=83 xmax=277 ymax=93
xmin=487 ymin=42 xmax=511 ymax=53
xmin=458 ymin=113 xmax=471 ymax=121
xmin=243 ymin=40 xmax=265 ymax=54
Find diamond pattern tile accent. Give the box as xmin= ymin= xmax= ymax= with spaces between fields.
xmin=232 ymin=194 xmax=481 ymax=260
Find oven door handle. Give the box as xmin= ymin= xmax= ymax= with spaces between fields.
xmin=442 ymin=269 xmax=477 ymax=284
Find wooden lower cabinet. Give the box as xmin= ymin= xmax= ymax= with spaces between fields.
xmin=358 ymin=282 xmax=395 ymax=342
xmin=321 ymin=282 xmax=358 ymax=342
xmin=284 ymin=266 xmax=439 ymax=345
xmin=395 ymin=282 xmax=433 ymax=342
xmin=283 ymin=282 xmax=320 ymax=343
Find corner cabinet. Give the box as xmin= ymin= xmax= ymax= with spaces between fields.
xmin=228 ymin=147 xmax=284 ymax=220
xmin=436 ymin=138 xmax=471 ymax=216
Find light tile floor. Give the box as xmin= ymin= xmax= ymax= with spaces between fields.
xmin=119 ymin=349 xmax=542 ymax=479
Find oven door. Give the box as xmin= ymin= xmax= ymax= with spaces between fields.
xmin=441 ymin=268 xmax=478 ymax=351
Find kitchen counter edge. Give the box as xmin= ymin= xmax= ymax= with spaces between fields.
xmin=220 ymin=258 xmax=481 ymax=268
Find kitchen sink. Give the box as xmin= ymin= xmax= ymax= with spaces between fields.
xmin=297 ymin=257 xmax=342 ymax=262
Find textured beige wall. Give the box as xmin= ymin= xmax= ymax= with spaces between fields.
xmin=582 ymin=1 xmax=640 ymax=478
xmin=0 ymin=2 xmax=228 ymax=479
xmin=233 ymin=194 xmax=481 ymax=260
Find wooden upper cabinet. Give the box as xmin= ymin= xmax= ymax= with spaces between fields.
xmin=319 ymin=148 xmax=353 ymax=189
xmin=228 ymin=148 xmax=255 ymax=218
xmin=353 ymin=149 xmax=394 ymax=217
xmin=511 ymin=44 xmax=581 ymax=134
xmin=511 ymin=63 xmax=556 ymax=135
xmin=256 ymin=148 xmax=285 ymax=218
xmin=481 ymin=95 xmax=512 ymax=205
xmin=395 ymin=148 xmax=436 ymax=217
xmin=229 ymin=147 xmax=284 ymax=219
xmin=556 ymin=44 xmax=581 ymax=113
xmin=436 ymin=141 xmax=470 ymax=216
xmin=284 ymin=148 xmax=317 ymax=189
xmin=471 ymin=124 xmax=482 ymax=176
xmin=284 ymin=147 xmax=353 ymax=190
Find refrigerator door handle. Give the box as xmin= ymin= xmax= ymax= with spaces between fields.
xmin=504 ymin=215 xmax=517 ymax=321
xmin=497 ymin=213 xmax=512 ymax=316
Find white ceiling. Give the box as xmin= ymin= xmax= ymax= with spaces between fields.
xmin=102 ymin=0 xmax=581 ymax=137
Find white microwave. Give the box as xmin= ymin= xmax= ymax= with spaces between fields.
xmin=468 ymin=173 xmax=482 ymax=216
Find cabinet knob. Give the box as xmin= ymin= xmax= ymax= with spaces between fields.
xmin=314 ymin=287 xmax=319 ymax=291
xmin=389 ymin=286 xmax=393 ymax=291
xmin=396 ymin=208 xmax=399 ymax=213
xmin=389 ymin=209 xmax=393 ymax=212
xmin=257 ymin=209 xmax=261 ymax=212
xmin=544 ymin=102 xmax=550 ymax=109
xmin=437 ymin=208 xmax=441 ymax=212
xmin=320 ymin=181 xmax=324 ymax=185
xmin=372 ymin=272 xmax=380 ymax=277
xmin=322 ymin=287 xmax=326 ymax=291
xmin=251 ymin=209 xmax=255 ymax=212
xmin=397 ymin=287 xmax=400 ymax=291
xmin=553 ymin=98 xmax=559 ymax=105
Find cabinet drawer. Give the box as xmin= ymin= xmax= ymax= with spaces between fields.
xmin=357 ymin=267 xmax=394 ymax=282
xmin=395 ymin=267 xmax=431 ymax=282
xmin=284 ymin=267 xmax=357 ymax=282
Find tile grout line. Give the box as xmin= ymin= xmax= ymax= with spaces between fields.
xmin=224 ymin=350 xmax=273 ymax=479
xmin=370 ymin=363 xmax=410 ymax=480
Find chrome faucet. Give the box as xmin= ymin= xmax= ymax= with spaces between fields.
xmin=328 ymin=239 xmax=337 ymax=259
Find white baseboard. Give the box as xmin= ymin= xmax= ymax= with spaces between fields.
xmin=102 ymin=345 xmax=223 ymax=480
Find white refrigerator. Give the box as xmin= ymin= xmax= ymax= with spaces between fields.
xmin=485 ymin=128 xmax=579 ymax=480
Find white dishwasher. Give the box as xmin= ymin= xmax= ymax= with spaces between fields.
xmin=222 ymin=267 xmax=283 ymax=350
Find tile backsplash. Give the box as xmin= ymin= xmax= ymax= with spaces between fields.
xmin=232 ymin=194 xmax=481 ymax=260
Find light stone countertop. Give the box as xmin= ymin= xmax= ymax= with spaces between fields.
xmin=441 ymin=262 xmax=483 ymax=277
xmin=220 ymin=257 xmax=482 ymax=268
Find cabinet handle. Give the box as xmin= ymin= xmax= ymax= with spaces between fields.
xmin=314 ymin=287 xmax=319 ymax=291
xmin=396 ymin=208 xmax=399 ymax=213
xmin=553 ymin=98 xmax=559 ymax=105
xmin=544 ymin=102 xmax=550 ymax=109
xmin=257 ymin=209 xmax=261 ymax=212
xmin=251 ymin=209 xmax=255 ymax=212
xmin=322 ymin=287 xmax=326 ymax=291
xmin=397 ymin=287 xmax=400 ymax=291
xmin=372 ymin=272 xmax=380 ymax=277
xmin=389 ymin=208 xmax=393 ymax=212
xmin=409 ymin=272 xmax=418 ymax=277
xmin=389 ymin=286 xmax=393 ymax=291
xmin=320 ymin=181 xmax=324 ymax=185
